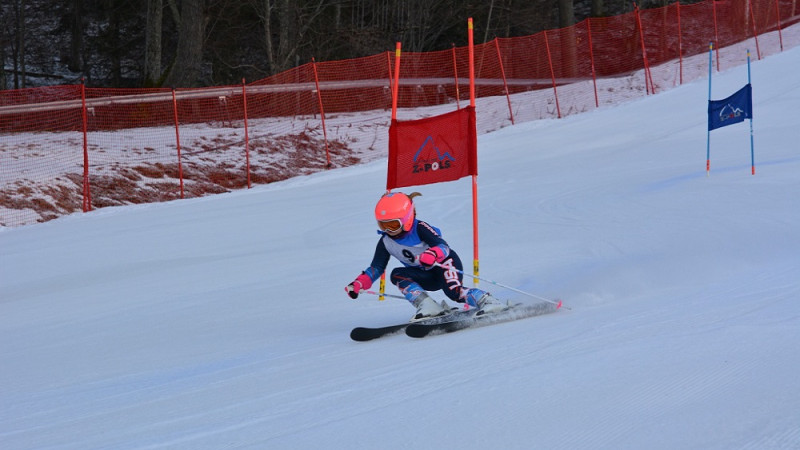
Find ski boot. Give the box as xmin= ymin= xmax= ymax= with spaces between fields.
xmin=411 ymin=292 xmax=449 ymax=321
xmin=465 ymin=289 xmax=509 ymax=315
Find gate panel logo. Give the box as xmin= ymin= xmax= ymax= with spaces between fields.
xmin=412 ymin=136 xmax=455 ymax=174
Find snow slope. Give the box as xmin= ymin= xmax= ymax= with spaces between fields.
xmin=2 ymin=45 xmax=800 ymax=448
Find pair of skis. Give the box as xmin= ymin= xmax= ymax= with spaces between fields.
xmin=350 ymin=299 xmax=562 ymax=341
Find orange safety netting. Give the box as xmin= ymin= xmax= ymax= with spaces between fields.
xmin=1 ymin=0 xmax=798 ymax=227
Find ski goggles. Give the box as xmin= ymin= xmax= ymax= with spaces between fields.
xmin=378 ymin=219 xmax=403 ymax=233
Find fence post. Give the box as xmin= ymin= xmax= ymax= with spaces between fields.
xmin=242 ymin=79 xmax=251 ymax=188
xmin=171 ymin=89 xmax=184 ymax=199
xmin=585 ymin=19 xmax=599 ymax=108
xmin=748 ymin=0 xmax=762 ymax=59
xmin=543 ymin=30 xmax=562 ymax=119
xmin=712 ymin=0 xmax=720 ymax=71
xmin=493 ymin=39 xmax=514 ymax=125
xmin=677 ymin=1 xmax=683 ymax=85
xmin=80 ymin=78 xmax=92 ymax=212
xmin=774 ymin=0 xmax=783 ymax=51
xmin=634 ymin=4 xmax=655 ymax=95
xmin=386 ymin=50 xmax=394 ymax=110
xmin=451 ymin=44 xmax=461 ymax=110
xmin=311 ymin=58 xmax=331 ymax=168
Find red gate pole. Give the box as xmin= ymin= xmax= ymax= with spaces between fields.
xmin=391 ymin=43 xmax=401 ymax=120
xmin=378 ymin=42 xmax=403 ymax=300
xmin=468 ymin=18 xmax=480 ymax=285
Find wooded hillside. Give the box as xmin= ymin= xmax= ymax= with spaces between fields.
xmin=1 ymin=0 xmax=691 ymax=89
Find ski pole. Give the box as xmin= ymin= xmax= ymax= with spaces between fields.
xmin=434 ymin=263 xmax=566 ymax=309
xmin=361 ymin=290 xmax=407 ymax=301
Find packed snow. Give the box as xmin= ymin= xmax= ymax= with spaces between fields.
xmin=2 ymin=42 xmax=800 ymax=449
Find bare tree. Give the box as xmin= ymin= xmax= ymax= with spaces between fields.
xmin=165 ymin=0 xmax=207 ymax=87
xmin=276 ymin=0 xmax=295 ymax=71
xmin=68 ymin=0 xmax=83 ymax=72
xmin=105 ymin=2 xmax=123 ymax=87
xmin=558 ymin=0 xmax=577 ymax=78
xmin=558 ymin=0 xmax=574 ymax=27
xmin=0 ymin=4 xmax=8 ymax=90
xmin=144 ymin=0 xmax=162 ymax=86
xmin=12 ymin=0 xmax=27 ymax=88
xmin=0 ymin=31 xmax=5 ymax=90
xmin=251 ymin=0 xmax=329 ymax=73
xmin=1 ymin=0 xmax=666 ymax=89
xmin=251 ymin=0 xmax=275 ymax=73
xmin=591 ymin=0 xmax=604 ymax=17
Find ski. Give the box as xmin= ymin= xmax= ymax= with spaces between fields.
xmin=351 ymin=323 xmax=412 ymax=341
xmin=405 ymin=300 xmax=562 ymax=338
xmin=350 ymin=307 xmax=467 ymax=342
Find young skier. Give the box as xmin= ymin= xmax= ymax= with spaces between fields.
xmin=345 ymin=191 xmax=508 ymax=321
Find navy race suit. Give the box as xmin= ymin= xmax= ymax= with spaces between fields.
xmin=362 ymin=219 xmax=467 ymax=303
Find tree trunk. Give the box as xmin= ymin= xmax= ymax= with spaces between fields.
xmin=484 ymin=0 xmax=495 ymax=44
xmin=69 ymin=0 xmax=83 ymax=72
xmin=558 ymin=0 xmax=577 ymax=78
xmin=144 ymin=0 xmax=163 ymax=86
xmin=259 ymin=0 xmax=275 ymax=73
xmin=166 ymin=0 xmax=180 ymax=28
xmin=109 ymin=5 xmax=122 ymax=87
xmin=165 ymin=0 xmax=206 ymax=87
xmin=591 ymin=0 xmax=604 ymax=17
xmin=0 ymin=36 xmax=6 ymax=90
xmin=558 ymin=0 xmax=574 ymax=28
xmin=13 ymin=0 xmax=26 ymax=88
xmin=276 ymin=0 xmax=295 ymax=73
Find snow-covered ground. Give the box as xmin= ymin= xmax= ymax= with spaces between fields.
xmin=2 ymin=40 xmax=800 ymax=449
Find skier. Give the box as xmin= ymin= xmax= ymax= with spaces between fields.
xmin=345 ymin=191 xmax=508 ymax=321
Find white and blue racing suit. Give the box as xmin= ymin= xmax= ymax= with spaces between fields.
xmin=361 ymin=219 xmax=482 ymax=304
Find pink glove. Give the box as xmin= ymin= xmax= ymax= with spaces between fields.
xmin=345 ymin=273 xmax=373 ymax=299
xmin=418 ymin=247 xmax=445 ymax=268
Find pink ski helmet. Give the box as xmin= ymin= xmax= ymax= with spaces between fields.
xmin=374 ymin=192 xmax=415 ymax=235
